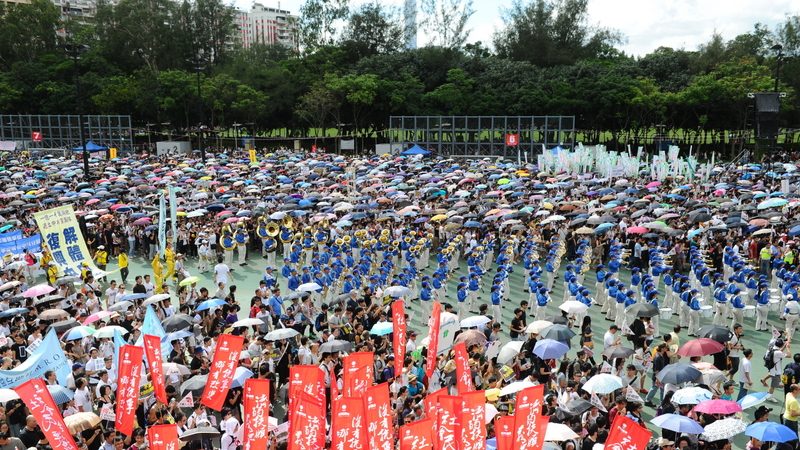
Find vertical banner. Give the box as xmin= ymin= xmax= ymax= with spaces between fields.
xmin=461 ymin=391 xmax=486 ymax=450
xmin=330 ymin=365 xmax=339 ymax=400
xmin=288 ymin=365 xmax=325 ymax=418
xmin=33 ymin=205 xmax=104 ymax=278
xmin=363 ymin=383 xmax=393 ymax=450
xmin=437 ymin=396 xmax=461 ymax=450
xmin=494 ymin=416 xmax=515 ymax=450
xmin=400 ymin=418 xmax=434 ymax=450
xmin=158 ymin=193 xmax=167 ymax=257
xmin=201 ymin=334 xmax=244 ymax=411
xmin=243 ymin=379 xmax=271 ymax=450
xmin=168 ymin=186 xmax=178 ymax=251
xmin=143 ymin=334 xmax=167 ymax=404
xmin=288 ymin=391 xmax=325 ymax=450
xmin=513 ymin=385 xmax=545 ymax=450
xmin=14 ymin=379 xmax=78 ymax=450
xmin=343 ymin=352 xmax=374 ymax=397
xmin=116 ymin=345 xmax=144 ymax=437
xmin=425 ymin=301 xmax=442 ymax=378
xmin=147 ymin=424 xmax=180 ymax=450
xmin=606 ymin=415 xmax=652 ymax=450
xmin=425 ymin=388 xmax=447 ymax=449
xmin=454 ymin=342 xmax=474 ymax=394
xmin=392 ymin=300 xmax=406 ymax=375
xmin=331 ymin=396 xmax=366 ymax=450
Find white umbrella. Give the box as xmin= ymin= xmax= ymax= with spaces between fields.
xmin=497 ymin=341 xmax=524 ymax=365
xmin=93 ymin=325 xmax=129 ymax=339
xmin=0 ymin=280 xmax=20 ymax=292
xmin=499 ymin=380 xmax=536 ymax=397
xmin=269 ymin=211 xmax=287 ymax=220
xmin=484 ymin=404 xmax=498 ymax=424
xmin=672 ymin=386 xmax=713 ymax=405
xmin=0 ymin=389 xmax=20 ymax=403
xmin=232 ymin=318 xmax=264 ymax=328
xmin=526 ymin=320 xmax=553 ymax=334
xmin=545 ymin=423 xmax=580 ymax=442
xmin=187 ymin=210 xmax=206 ymax=218
xmin=384 ymin=286 xmax=411 ymax=298
xmin=143 ymin=294 xmax=171 ymax=306
xmin=162 ymin=363 xmax=191 ymax=376
xmin=264 ymin=328 xmax=299 ymax=341
xmin=582 ymin=374 xmax=623 ymax=394
xmin=559 ymin=301 xmax=589 ymax=315
xmin=297 ymin=283 xmax=322 ymax=293
xmin=701 ymin=418 xmax=746 ymax=441
xmin=460 ymin=315 xmax=490 ymax=328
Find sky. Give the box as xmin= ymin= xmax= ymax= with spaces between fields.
xmin=236 ymin=0 xmax=798 ymax=56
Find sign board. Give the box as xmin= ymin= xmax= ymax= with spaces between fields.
xmin=340 ymin=139 xmax=355 ymax=151
xmin=505 ymin=133 xmax=519 ymax=146
xmin=156 ymin=141 xmax=191 ymax=156
xmin=294 ymin=140 xmax=301 ymax=151
xmin=31 ymin=131 xmax=43 ymax=142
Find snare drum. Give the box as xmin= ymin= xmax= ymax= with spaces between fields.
xmin=700 ymin=305 xmax=713 ymax=318
xmin=770 ymin=299 xmax=780 ymax=312
xmin=659 ymin=308 xmax=672 ymax=320
xmin=743 ymin=305 xmax=756 ymax=318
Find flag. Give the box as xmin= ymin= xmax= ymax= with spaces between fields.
xmin=495 ymin=416 xmax=515 ymax=450
xmin=425 ymin=388 xmax=447 ymax=449
xmin=461 ymin=391 xmax=486 ymax=450
xmin=147 ymin=424 xmax=179 ymax=450
xmin=201 ymin=334 xmax=243 ymax=411
xmin=425 ymin=301 xmax=442 ymax=378
xmin=400 ymin=418 xmax=434 ymax=450
xmin=392 ymin=300 xmax=406 ymax=374
xmin=606 ymin=414 xmax=652 ymax=450
xmin=143 ymin=334 xmax=167 ymax=404
xmin=116 ymin=345 xmax=144 ymax=436
xmin=177 ymin=392 xmax=194 ymax=407
xmin=243 ymin=379 xmax=271 ymax=450
xmin=135 ymin=305 xmax=170 ymax=359
xmin=590 ymin=392 xmax=607 ymax=413
xmin=342 ymin=352 xmax=373 ymax=397
xmin=454 ymin=342 xmax=474 ymax=393
xmin=288 ymin=365 xmax=325 ymax=421
xmin=14 ymin=379 xmax=78 ymax=450
xmin=168 ymin=186 xmax=177 ymax=250
xmin=514 ymin=384 xmax=545 ymax=450
xmin=113 ymin=329 xmax=127 ymax=368
xmin=331 ymin=396 xmax=366 ymax=450
xmin=625 ymin=385 xmax=644 ymax=403
xmin=158 ymin=193 xmax=166 ymax=257
xmin=288 ymin=391 xmax=325 ymax=450
xmin=437 ymin=396 xmax=461 ymax=450
xmin=363 ymin=383 xmax=393 ymax=450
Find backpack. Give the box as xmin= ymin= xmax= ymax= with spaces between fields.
xmin=764 ymin=348 xmax=776 ymax=370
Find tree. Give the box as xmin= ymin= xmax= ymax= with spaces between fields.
xmin=191 ymin=0 xmax=236 ymax=64
xmin=295 ymin=82 xmax=337 ymax=139
xmin=419 ymin=0 xmax=474 ymax=49
xmin=0 ymin=0 xmax=61 ymax=68
xmin=340 ymin=2 xmax=404 ymax=58
xmin=299 ymin=0 xmax=350 ymax=53
xmin=696 ymin=31 xmax=727 ymax=72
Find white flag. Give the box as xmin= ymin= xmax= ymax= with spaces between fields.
xmin=590 ymin=392 xmax=607 ymax=413
xmin=177 ymin=392 xmax=194 ymax=408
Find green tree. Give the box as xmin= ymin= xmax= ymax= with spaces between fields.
xmin=419 ymin=0 xmax=474 ymax=49
xmin=191 ymin=0 xmax=236 ymax=63
xmin=299 ymin=0 xmax=350 ymax=53
xmin=295 ymin=81 xmax=337 ymax=139
xmin=340 ymin=2 xmax=404 ymax=58
xmin=0 ymin=0 xmax=61 ymax=68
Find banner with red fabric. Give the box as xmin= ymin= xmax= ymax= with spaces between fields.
xmin=288 ymin=391 xmax=326 ymax=450
xmin=14 ymin=379 xmax=78 ymax=450
xmin=343 ymin=351 xmax=374 ymax=397
xmin=331 ymin=365 xmax=339 ymax=400
xmin=454 ymin=342 xmax=474 ymax=393
xmin=201 ymin=334 xmax=244 ymax=411
xmin=400 ymin=418 xmax=434 ymax=450
xmin=494 ymin=415 xmax=515 ymax=450
xmin=147 ymin=424 xmax=180 ymax=450
xmin=243 ymin=379 xmax=271 ymax=450
xmin=425 ymin=301 xmax=442 ymax=378
xmin=461 ymin=391 xmax=486 ymax=450
xmin=363 ymin=383 xmax=393 ymax=450
xmin=424 ymin=388 xmax=447 ymax=449
xmin=606 ymin=414 xmax=652 ymax=450
xmin=437 ymin=395 xmax=462 ymax=450
xmin=392 ymin=300 xmax=406 ymax=374
xmin=143 ymin=334 xmax=167 ymax=404
xmin=331 ymin=396 xmax=366 ymax=450
xmin=513 ymin=384 xmax=545 ymax=450
xmin=288 ymin=365 xmax=325 ymax=421
xmin=115 ymin=344 xmax=144 ymax=436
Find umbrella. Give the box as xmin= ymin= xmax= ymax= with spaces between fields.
xmin=64 ymin=412 xmax=101 ymax=434
xmin=498 ymin=341 xmax=525 ymax=364
xmin=626 ymin=303 xmax=659 ymax=318
xmin=677 ymin=338 xmax=725 ymax=357
xmin=453 ymin=330 xmax=487 ymax=348
xmin=143 ymin=293 xmax=171 ymax=306
xmin=460 ymin=315 xmax=491 ymax=328
xmin=179 ymin=427 xmax=221 ymax=442
xmin=179 ymin=276 xmax=200 ymax=286
xmin=93 ymin=325 xmax=129 ymax=339
xmin=109 ymin=300 xmax=134 ymax=312
xmin=582 ymin=374 xmax=624 ymax=394
xmin=545 ymin=423 xmax=579 ymax=442
xmin=232 ymin=318 xmax=264 ymax=328
xmin=163 ymin=363 xmax=192 ymax=376
xmin=532 ymin=339 xmax=569 ymax=360
xmin=180 ymin=375 xmax=209 ymax=394
xmin=319 ymin=339 xmax=352 ymax=353
xmin=694 ymin=399 xmax=742 ymax=415
xmin=657 ymin=363 xmax=701 ymax=385
xmin=697 ymin=325 xmax=734 ymax=343
xmin=370 ymin=321 xmax=394 ymax=336
xmin=265 ymin=328 xmax=300 ymax=341
xmin=559 ymin=301 xmax=588 ymax=315
xmin=384 ymin=286 xmax=411 ymax=298
xmin=83 ymin=310 xmax=114 ymax=325
xmin=63 ymin=325 xmax=95 ymax=341
xmin=230 ymin=367 xmax=254 ymax=389
xmin=627 ymin=226 xmax=648 ymax=234
xmin=22 ymin=283 xmax=55 ymax=298
xmin=297 ymin=282 xmax=322 ymax=292
xmin=39 ymin=308 xmax=69 ymax=321
xmin=499 ymin=380 xmax=536 ymax=397
xmin=47 ymin=385 xmax=74 ymax=405
xmin=50 ymin=318 xmax=78 ymax=333
xmin=650 ymin=414 xmax=704 ymax=434
xmin=35 ymin=294 xmax=64 ymax=306
xmin=0 ymin=308 xmax=28 ymax=319
xmin=539 ymin=324 xmax=576 ymax=342
xmin=672 ymin=386 xmax=713 ymax=405
xmin=162 ymin=314 xmax=193 ymax=332
xmin=526 ymin=320 xmax=553 ymax=334
xmin=0 ymin=389 xmax=20 ymax=403
xmin=701 ymin=418 xmax=746 ymax=441
xmin=564 ymin=398 xmax=594 ymax=415
xmin=602 ymin=346 xmax=635 ymax=359
xmin=0 ymin=280 xmax=20 ymax=292
xmin=196 ymin=298 xmax=227 ymax=312
xmin=745 ymin=422 xmax=797 ymax=443
xmin=738 ymin=392 xmax=771 ymax=409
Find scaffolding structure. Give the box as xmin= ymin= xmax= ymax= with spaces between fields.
xmin=0 ymin=114 xmax=133 ymax=151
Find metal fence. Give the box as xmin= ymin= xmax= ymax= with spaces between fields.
xmin=388 ymin=115 xmax=576 ymax=158
xmin=0 ymin=114 xmax=133 ymax=151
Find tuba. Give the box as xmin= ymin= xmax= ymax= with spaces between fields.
xmin=220 ymin=232 xmax=235 ymax=251
xmin=266 ymin=222 xmax=280 ymax=237
xmin=282 ymin=216 xmax=294 ymax=231
xmin=257 ymin=217 xmax=270 ymax=239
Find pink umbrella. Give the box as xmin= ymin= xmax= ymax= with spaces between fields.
xmin=110 ymin=204 xmax=128 ymax=211
xmin=223 ymin=217 xmax=241 ymax=224
xmin=85 ymin=198 xmax=100 ymax=206
xmin=627 ymin=226 xmax=648 ymax=234
xmin=216 ymin=210 xmax=233 ymax=218
xmin=646 ymin=181 xmax=661 ymax=189
xmin=133 ymin=217 xmax=151 ymax=226
xmin=693 ymin=399 xmax=742 ymax=415
xmin=713 ymin=189 xmax=726 ymax=196
xmin=23 ymin=284 xmax=55 ymax=298
xmin=677 ymin=338 xmax=725 ymax=357
xmin=83 ymin=311 xmax=115 ymax=325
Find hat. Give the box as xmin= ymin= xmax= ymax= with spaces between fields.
xmin=98 ymin=245 xmax=105 ymax=249
xmin=72 ymin=363 xmax=84 ymax=370
xmin=656 ymin=438 xmax=674 ymax=447
xmin=754 ymin=405 xmax=772 ymax=419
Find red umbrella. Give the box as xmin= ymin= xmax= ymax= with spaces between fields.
xmin=677 ymin=338 xmax=724 ymax=357
xmin=627 ymin=226 xmax=648 ymax=234
xmin=693 ymin=399 xmax=742 ymax=415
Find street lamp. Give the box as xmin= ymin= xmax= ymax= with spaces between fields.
xmin=232 ymin=122 xmax=242 ymax=150
xmin=772 ymin=44 xmax=784 ymax=93
xmin=63 ymin=1 xmax=90 ymax=180
xmin=188 ymin=54 xmax=206 ymax=161
xmin=145 ymin=122 xmax=156 ymax=151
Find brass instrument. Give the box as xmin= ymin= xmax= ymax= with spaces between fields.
xmin=343 ymin=235 xmax=352 ymax=243
xmin=282 ymin=216 xmax=294 ymax=230
xmin=266 ymin=221 xmax=279 ymax=237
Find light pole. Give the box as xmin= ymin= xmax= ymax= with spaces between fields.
xmin=232 ymin=122 xmax=242 ymax=150
xmin=64 ymin=1 xmax=90 ymax=179
xmin=772 ymin=44 xmax=784 ymax=92
xmin=145 ymin=122 xmax=155 ymax=152
xmin=189 ymin=54 xmax=206 ymax=161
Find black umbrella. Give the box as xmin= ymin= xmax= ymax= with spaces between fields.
xmin=179 ymin=427 xmax=220 ymax=442
xmin=627 ymin=303 xmax=659 ymax=318
xmin=657 ymin=363 xmax=702 ymax=385
xmin=180 ymin=374 xmax=208 ymax=395
xmin=602 ymin=346 xmax=635 ymax=359
xmin=539 ymin=324 xmax=576 ymax=342
xmin=697 ymin=325 xmax=734 ymax=343
xmin=564 ymin=398 xmax=594 ymax=415
xmin=320 ymin=339 xmax=353 ymax=353
xmin=162 ymin=314 xmax=193 ymax=332
xmin=50 ymin=318 xmax=78 ymax=333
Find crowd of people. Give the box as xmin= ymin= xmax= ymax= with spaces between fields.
xmin=0 ymin=148 xmax=799 ymax=450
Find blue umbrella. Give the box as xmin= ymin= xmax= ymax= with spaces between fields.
xmin=64 ymin=326 xmax=96 ymax=341
xmin=47 ymin=385 xmax=74 ymax=405
xmin=738 ymin=391 xmax=771 ymax=409
xmin=0 ymin=308 xmax=28 ymax=318
xmin=745 ymin=422 xmax=797 ymax=443
xmin=230 ymin=367 xmax=254 ymax=389
xmin=594 ymin=223 xmax=614 ymax=234
xmin=464 ymin=220 xmax=482 ymax=228
xmin=533 ymin=339 xmax=569 ymax=359
xmin=369 ymin=321 xmax=393 ymax=336
xmin=119 ymin=293 xmax=147 ymax=302
xmin=196 ymin=298 xmax=227 ymax=312
xmin=650 ymin=413 xmax=704 ymax=434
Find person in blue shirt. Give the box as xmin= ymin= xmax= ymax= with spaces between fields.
xmin=679 ymin=283 xmax=691 ymax=328
xmin=300 ymin=266 xmax=312 ymax=284
xmin=281 ymin=258 xmax=293 ymax=279
xmin=491 ymin=284 xmax=502 ymax=325
xmin=595 ymin=265 xmax=607 ymax=306
xmin=645 ymin=290 xmax=660 ymax=336
xmin=730 ymin=287 xmax=746 ymax=329
xmin=688 ymin=289 xmax=701 ymax=336
xmin=671 ymin=275 xmax=684 ymax=319
xmin=419 ymin=281 xmax=432 ymax=318
xmin=268 ymin=288 xmax=283 ymax=325
xmin=605 ymin=279 xmax=619 ymax=321
xmin=631 ymin=268 xmax=641 ymax=300
xmin=714 ymin=282 xmax=730 ymax=326
xmin=287 ymin=268 xmax=300 ymax=291
xmin=614 ymin=283 xmax=627 ymax=328
xmin=263 ymin=267 xmax=277 ymax=289
xmin=432 ymin=273 xmax=444 ymax=302
xmin=456 ymin=282 xmax=468 ymax=317
xmin=468 ymin=273 xmax=481 ymax=313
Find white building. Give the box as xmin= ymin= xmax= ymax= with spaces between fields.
xmin=236 ymin=3 xmax=299 ymax=51
xmin=404 ymin=0 xmax=417 ymax=49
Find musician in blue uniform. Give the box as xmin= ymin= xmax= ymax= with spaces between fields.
xmin=235 ymin=224 xmax=249 ymax=266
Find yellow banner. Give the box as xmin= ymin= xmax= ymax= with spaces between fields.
xmin=248 ymin=148 xmax=257 ymax=164
xmin=33 ymin=205 xmax=104 ymax=279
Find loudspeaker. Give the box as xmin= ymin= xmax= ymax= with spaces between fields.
xmin=755 ymin=93 xmax=780 ymax=139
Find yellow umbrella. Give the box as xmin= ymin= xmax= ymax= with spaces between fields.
xmin=431 ymin=214 xmax=448 ymax=222
xmin=199 ymin=176 xmax=212 ymax=181
xmin=179 ymin=276 xmax=200 ymax=286
xmin=542 ymin=202 xmax=554 ymax=210
xmin=177 ymin=211 xmax=187 ymax=217
xmin=575 ymin=226 xmax=594 ymax=235
xmin=64 ymin=412 xmax=101 ymax=434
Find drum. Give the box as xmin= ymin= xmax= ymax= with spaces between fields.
xmin=700 ymin=305 xmax=713 ymax=318
xmin=659 ymin=307 xmax=672 ymax=320
xmin=770 ymin=299 xmax=780 ymax=312
xmin=743 ymin=305 xmax=756 ymax=318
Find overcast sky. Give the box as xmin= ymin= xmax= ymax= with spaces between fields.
xmin=237 ymin=0 xmax=798 ymax=56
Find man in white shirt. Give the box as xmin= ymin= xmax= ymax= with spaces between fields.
xmin=604 ymin=325 xmax=621 ymax=349
xmin=737 ymin=349 xmax=753 ymax=401
xmin=297 ymin=337 xmax=313 ymax=365
xmin=143 ymin=275 xmax=155 ymax=297
xmin=214 ymin=257 xmax=231 ymax=286
xmin=73 ymin=378 xmax=93 ymax=412
xmin=406 ymin=331 xmax=417 ymax=353
xmin=104 ymin=281 xmax=119 ymax=308
xmin=84 ymin=348 xmax=105 ymax=378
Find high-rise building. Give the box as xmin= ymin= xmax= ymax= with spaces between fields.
xmin=235 ymin=3 xmax=299 ymax=51
xmin=404 ymin=0 xmax=417 ymax=49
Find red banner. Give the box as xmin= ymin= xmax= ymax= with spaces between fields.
xmin=514 ymin=384 xmax=545 ymax=450
xmin=289 ymin=365 xmax=325 ymax=420
xmin=537 ymin=415 xmax=550 ymax=445
xmin=143 ymin=334 xmax=167 ymax=404
xmin=288 ymin=391 xmax=326 ymax=450
xmin=425 ymin=388 xmax=447 ymax=449
xmin=425 ymin=301 xmax=442 ymax=378
xmin=437 ymin=396 xmax=462 ymax=450
xmin=461 ymin=391 xmax=486 ymax=450
xmin=331 ymin=396 xmax=366 ymax=450
xmin=392 ymin=300 xmax=406 ymax=374
xmin=201 ymin=334 xmax=244 ymax=411
xmin=147 ymin=424 xmax=180 ymax=450
xmin=495 ymin=416 xmax=515 ymax=450
xmin=116 ymin=344 xmax=144 ymax=436
xmin=343 ymin=352 xmax=374 ymax=397
xmin=363 ymin=383 xmax=393 ymax=450
xmin=606 ymin=414 xmax=652 ymax=450
xmin=14 ymin=379 xmax=78 ymax=450
xmin=331 ymin=364 xmax=339 ymax=401
xmin=243 ymin=379 xmax=271 ymax=450
xmin=454 ymin=342 xmax=474 ymax=393
xmin=400 ymin=418 xmax=434 ymax=450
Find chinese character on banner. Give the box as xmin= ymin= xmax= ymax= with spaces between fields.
xmin=143 ymin=334 xmax=167 ymax=404
xmin=400 ymin=418 xmax=434 ymax=450
xmin=606 ymin=414 xmax=652 ymax=450
xmin=14 ymin=379 xmax=78 ymax=450
xmin=288 ymin=365 xmax=325 ymax=422
xmin=392 ymin=300 xmax=406 ymax=374
xmin=116 ymin=345 xmax=144 ymax=437
xmin=454 ymin=342 xmax=474 ymax=394
xmin=505 ymin=133 xmax=519 ymax=146
xmin=343 ymin=351 xmax=373 ymax=397
xmin=437 ymin=396 xmax=461 ymax=450
xmin=495 ymin=416 xmax=515 ymax=450
xmin=243 ymin=379 xmax=271 ymax=450
xmin=147 ymin=424 xmax=179 ymax=450
xmin=514 ymin=384 xmax=544 ymax=450
xmin=363 ymin=383 xmax=393 ymax=450
xmin=32 ymin=131 xmax=43 ymax=142
xmin=425 ymin=388 xmax=447 ymax=449
xmin=331 ymin=396 xmax=366 ymax=450
xmin=201 ymin=334 xmax=244 ymax=411
xmin=425 ymin=302 xmax=442 ymax=378
xmin=288 ymin=391 xmax=325 ymax=450
xmin=461 ymin=391 xmax=486 ymax=450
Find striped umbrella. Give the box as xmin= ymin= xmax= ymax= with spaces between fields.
xmin=47 ymin=384 xmax=74 ymax=405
